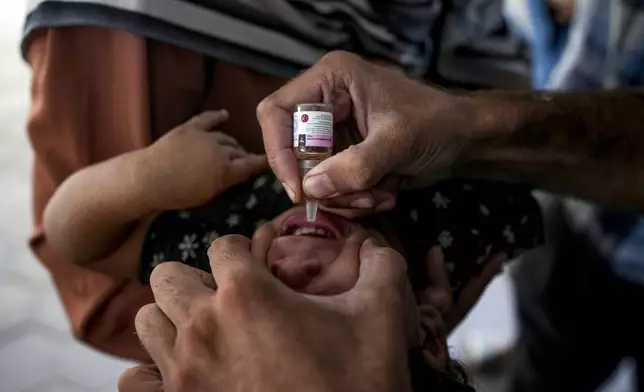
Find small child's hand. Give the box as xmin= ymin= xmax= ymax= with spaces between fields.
xmin=140 ymin=110 xmax=268 ymax=211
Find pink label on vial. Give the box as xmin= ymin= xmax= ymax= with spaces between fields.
xmin=293 ymin=111 xmax=333 ymax=148
xmin=304 ymin=134 xmax=333 ymax=148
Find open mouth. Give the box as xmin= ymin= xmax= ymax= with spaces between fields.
xmin=284 ymin=225 xmax=335 ymax=239
xmin=280 ymin=209 xmax=343 ymax=240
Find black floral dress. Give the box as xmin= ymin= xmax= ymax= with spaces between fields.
xmin=139 ymin=172 xmax=543 ymax=300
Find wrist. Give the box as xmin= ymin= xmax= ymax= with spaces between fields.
xmin=452 ymin=90 xmax=558 ymax=181
xmin=125 ymin=148 xmax=166 ymax=214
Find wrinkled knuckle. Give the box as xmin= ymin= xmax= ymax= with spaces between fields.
xmin=369 ymin=246 xmax=399 ymax=262
xmin=266 ymin=153 xmax=281 ymax=170
xmin=217 ymin=268 xmax=250 ymax=302
xmin=134 ymin=304 xmax=158 ymax=334
xmin=182 ymin=303 xmax=215 ymax=336
xmin=208 ymin=235 xmax=232 ymax=260
xmin=209 ymin=235 xmax=246 ymax=255
xmin=345 ymin=145 xmax=374 ymax=188
xmin=168 ymin=366 xmax=199 ymax=392
xmin=150 ymin=262 xmax=181 ymax=291
xmin=256 ymin=95 xmax=276 ymax=121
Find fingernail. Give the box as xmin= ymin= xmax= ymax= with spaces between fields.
xmin=303 ymin=173 xmax=336 ymax=198
xmin=282 ymin=182 xmax=296 ymax=201
xmin=350 ymin=197 xmax=374 ymax=209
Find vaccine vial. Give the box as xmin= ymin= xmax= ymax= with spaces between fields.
xmin=293 ymin=103 xmax=334 ymax=222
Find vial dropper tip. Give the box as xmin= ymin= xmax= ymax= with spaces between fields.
xmin=306 ymin=200 xmax=319 ymax=222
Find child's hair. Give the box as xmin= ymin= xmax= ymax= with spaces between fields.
xmin=408 ymin=348 xmax=476 ymax=392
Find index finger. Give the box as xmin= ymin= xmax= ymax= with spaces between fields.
xmin=256 ymin=52 xmax=354 ymax=202
xmin=149 ymin=262 xmax=215 ymax=325
xmin=208 ymin=235 xmax=264 ymax=286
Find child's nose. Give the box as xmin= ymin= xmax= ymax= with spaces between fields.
xmin=271 ymin=261 xmax=321 ymax=290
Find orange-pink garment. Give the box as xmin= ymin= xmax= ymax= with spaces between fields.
xmin=24 ymin=26 xmax=285 ymax=361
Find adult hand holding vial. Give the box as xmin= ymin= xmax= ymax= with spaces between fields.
xmin=258 ymin=51 xmax=469 ymax=219
xmin=293 ymin=103 xmax=334 ymax=222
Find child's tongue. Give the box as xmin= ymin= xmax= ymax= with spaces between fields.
xmin=266 ymin=235 xmax=342 ymax=291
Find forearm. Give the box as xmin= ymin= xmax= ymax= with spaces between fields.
xmin=43 ymin=150 xmax=155 ymax=267
xmin=459 ymin=89 xmax=644 ymax=211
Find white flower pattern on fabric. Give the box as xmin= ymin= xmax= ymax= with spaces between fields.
xmin=255 ymin=219 xmax=268 ymax=229
xmin=245 ymin=194 xmax=258 ymax=210
xmin=475 ymin=245 xmax=492 ymax=265
xmin=503 ymin=226 xmax=515 ymax=244
xmin=178 ymin=234 xmax=199 ymax=260
xmin=151 ymin=253 xmax=165 ymax=268
xmin=253 ymin=175 xmax=268 ymax=189
xmin=202 ymin=231 xmax=219 ymax=246
xmin=272 ymin=179 xmax=284 ymax=194
xmin=437 ymin=231 xmax=453 ymax=248
xmin=140 ymin=174 xmax=543 ymax=298
xmin=432 ymin=192 xmax=450 ymax=209
xmin=226 ymin=214 xmax=240 ymax=227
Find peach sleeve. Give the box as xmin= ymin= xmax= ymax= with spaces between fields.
xmin=24 ymin=26 xmax=205 ymax=361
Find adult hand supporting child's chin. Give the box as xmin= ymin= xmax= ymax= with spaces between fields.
xmin=138 ymin=110 xmax=269 ymax=212
xmin=119 ymin=235 xmax=418 ymax=392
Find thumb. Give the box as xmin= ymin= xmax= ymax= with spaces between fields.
xmin=118 ymin=365 xmax=163 ymax=392
xmin=350 ymin=238 xmax=421 ymax=348
xmin=353 ymin=238 xmax=407 ymax=294
xmin=303 ymin=134 xmax=399 ymax=199
xmin=229 ymin=154 xmax=270 ymax=183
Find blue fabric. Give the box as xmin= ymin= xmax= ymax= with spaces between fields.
xmin=505 ymin=0 xmax=644 ymax=284
xmin=524 ymin=0 xmax=569 ymax=88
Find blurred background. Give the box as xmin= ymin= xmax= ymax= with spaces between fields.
xmin=0 ymin=1 xmax=635 ymax=391
xmin=0 ymin=2 xmax=133 ymax=391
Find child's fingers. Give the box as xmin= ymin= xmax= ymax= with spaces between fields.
xmin=443 ymin=252 xmax=507 ymax=332
xmin=230 ymin=154 xmax=269 ymax=182
xmin=190 ymin=110 xmax=229 ymax=130
xmin=227 ymin=149 xmax=247 ymax=161
xmin=416 ymin=246 xmax=452 ymax=315
xmin=211 ymin=131 xmax=243 ymax=148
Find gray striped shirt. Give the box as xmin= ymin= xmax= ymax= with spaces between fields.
xmin=24 ymin=0 xmax=441 ymax=78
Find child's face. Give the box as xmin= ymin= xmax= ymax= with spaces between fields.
xmin=252 ymin=206 xmax=383 ymax=295
xmin=252 ymin=206 xmax=453 ymax=374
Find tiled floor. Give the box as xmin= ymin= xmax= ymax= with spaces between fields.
xmin=0 ymin=2 xmax=633 ymax=392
